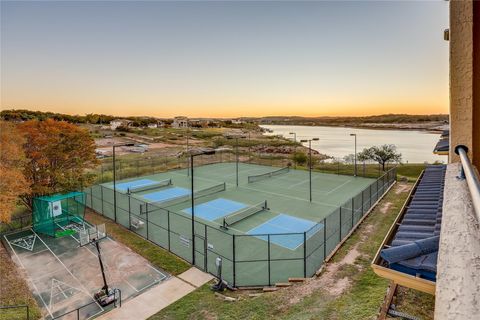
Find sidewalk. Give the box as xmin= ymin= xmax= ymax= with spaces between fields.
xmin=97 ymin=268 xmax=214 ymax=320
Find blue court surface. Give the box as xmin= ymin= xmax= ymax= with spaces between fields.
xmin=142 ymin=187 xmax=190 ymax=203
xmin=113 ymin=179 xmax=158 ymax=192
xmin=183 ymin=198 xmax=247 ymax=222
xmin=248 ymin=214 xmax=324 ymax=250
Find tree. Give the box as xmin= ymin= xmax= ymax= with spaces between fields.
xmin=357 ymin=144 xmax=402 ymax=171
xmin=0 ymin=121 xmax=30 ymax=222
xmin=293 ymin=151 xmax=308 ymax=166
xmin=343 ymin=154 xmax=355 ymax=164
xmin=19 ymin=119 xmax=99 ymax=209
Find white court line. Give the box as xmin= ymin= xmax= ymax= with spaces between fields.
xmin=84 ymin=236 xmax=164 ymax=294
xmin=222 ymin=167 xmax=257 ymax=179
xmin=171 ymin=170 xmax=339 ymax=207
xmin=147 ymin=264 xmax=168 ymax=281
xmin=31 ymin=229 xmax=105 ymax=315
xmin=123 ymin=278 xmax=140 ymax=293
xmin=54 ymin=222 xmax=83 ymax=245
xmin=239 ymin=184 xmax=339 ymax=208
xmin=21 ymin=248 xmax=49 ymax=258
xmin=286 ymin=176 xmax=318 ymax=189
xmin=4 ymin=233 xmax=54 ymax=319
xmin=326 ymin=179 xmax=353 ymax=195
xmin=35 ymin=268 xmax=67 ymax=282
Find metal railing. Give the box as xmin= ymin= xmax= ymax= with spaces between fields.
xmin=0 ymin=214 xmax=32 ymax=235
xmin=0 ymin=304 xmax=29 ymax=319
xmin=455 ymin=145 xmax=480 ymax=222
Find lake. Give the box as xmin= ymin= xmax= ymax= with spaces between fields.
xmin=261 ymin=125 xmax=447 ymax=164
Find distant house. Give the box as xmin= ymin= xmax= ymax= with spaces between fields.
xmin=147 ymin=123 xmax=158 ymax=129
xmin=172 ymin=116 xmax=188 ymax=128
xmin=110 ymin=119 xmax=133 ymax=130
xmin=231 ymin=119 xmax=244 ymax=124
xmin=95 ymin=149 xmax=110 ymax=158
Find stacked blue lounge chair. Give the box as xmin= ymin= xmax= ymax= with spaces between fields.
xmin=380 ymin=165 xmax=446 ymax=281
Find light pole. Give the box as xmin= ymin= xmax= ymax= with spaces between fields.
xmin=300 ymin=138 xmax=319 ymax=202
xmin=227 ymin=135 xmax=246 ymax=187
xmin=190 ymin=149 xmax=216 ymax=265
xmin=350 ymin=133 xmax=357 ymax=177
xmin=186 ymin=119 xmax=190 ymax=176
xmin=113 ymin=143 xmax=134 ymax=222
xmin=289 ymin=132 xmax=297 ymax=169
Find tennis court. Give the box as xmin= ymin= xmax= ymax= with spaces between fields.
xmin=85 ymin=162 xmax=396 ymax=286
xmin=2 ymin=222 xmax=168 ymax=319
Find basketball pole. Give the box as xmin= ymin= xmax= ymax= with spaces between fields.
xmin=94 ymin=240 xmax=109 ymax=292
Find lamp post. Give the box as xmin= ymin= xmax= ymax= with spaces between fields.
xmin=186 ymin=119 xmax=190 ymax=176
xmin=350 ymin=133 xmax=357 ymax=177
xmin=300 ymin=138 xmax=319 ymax=202
xmin=289 ymin=132 xmax=297 ymax=168
xmin=113 ymin=143 xmax=135 ymax=222
xmin=190 ymin=149 xmax=216 ymax=265
xmin=227 ymin=135 xmax=246 ymax=187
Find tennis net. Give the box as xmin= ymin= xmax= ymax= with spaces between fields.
xmin=141 ymin=182 xmax=226 ymax=214
xmin=127 ymin=179 xmax=172 ymax=194
xmin=222 ymin=200 xmax=268 ymax=229
xmin=247 ymin=167 xmax=290 ymax=183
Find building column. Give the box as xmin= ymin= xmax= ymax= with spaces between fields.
xmin=449 ymin=0 xmax=474 ymax=163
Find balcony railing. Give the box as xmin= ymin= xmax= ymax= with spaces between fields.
xmin=454 ymin=145 xmax=480 ymax=223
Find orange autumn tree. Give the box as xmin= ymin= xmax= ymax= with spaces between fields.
xmin=19 ymin=119 xmax=99 ymax=210
xmin=0 ymin=121 xmax=31 ymax=222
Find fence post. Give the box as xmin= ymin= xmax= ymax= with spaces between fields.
xmin=204 ymin=224 xmax=208 ymax=271
xmin=26 ymin=305 xmax=29 ymax=320
xmin=119 ymin=160 xmax=122 ymax=180
xmin=323 ymin=218 xmax=327 ymax=260
xmin=351 ymin=197 xmax=354 ymax=228
xmin=303 ymin=232 xmax=307 ymax=278
xmin=369 ymin=184 xmax=372 ymax=209
xmin=362 ymin=190 xmax=365 ymax=214
xmin=128 ymin=196 xmax=131 ymax=229
xmin=167 ymin=210 xmax=171 ymax=251
xmin=232 ymin=234 xmax=236 ymax=287
xmin=339 ymin=207 xmax=342 ymax=241
xmin=267 ymin=234 xmax=271 ymax=286
xmin=77 ymin=308 xmax=80 ymax=319
xmin=101 ymin=186 xmax=104 ymax=215
xmin=146 ymin=209 xmax=149 ymax=240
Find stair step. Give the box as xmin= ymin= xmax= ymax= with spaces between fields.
xmin=288 ymin=277 xmax=306 ymax=283
xmin=263 ymin=287 xmax=279 ymax=292
xmin=275 ymin=282 xmax=293 ymax=287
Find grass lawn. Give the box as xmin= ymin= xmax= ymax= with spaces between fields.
xmin=85 ymin=210 xmax=190 ymax=276
xmin=0 ymin=245 xmax=42 ymax=320
xmin=149 ymin=179 xmax=435 ymax=320
xmin=395 ymin=163 xmax=427 ymax=182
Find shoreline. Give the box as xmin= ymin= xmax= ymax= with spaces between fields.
xmin=260 ymin=122 xmax=447 ymax=133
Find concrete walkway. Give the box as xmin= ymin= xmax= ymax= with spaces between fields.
xmin=97 ymin=268 xmax=214 ymax=320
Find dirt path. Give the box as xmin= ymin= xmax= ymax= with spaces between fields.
xmin=282 ymin=183 xmax=412 ymax=307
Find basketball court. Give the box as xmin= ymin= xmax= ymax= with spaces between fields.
xmin=3 ymin=222 xmax=168 ymax=319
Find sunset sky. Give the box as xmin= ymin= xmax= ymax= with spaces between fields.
xmin=1 ymin=1 xmax=449 ymax=118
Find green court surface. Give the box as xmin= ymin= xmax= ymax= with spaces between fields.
xmin=85 ymin=162 xmax=396 ymax=287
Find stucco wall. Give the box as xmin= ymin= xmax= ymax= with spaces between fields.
xmin=435 ymin=163 xmax=480 ymax=319
xmin=449 ymin=0 xmax=474 ymax=163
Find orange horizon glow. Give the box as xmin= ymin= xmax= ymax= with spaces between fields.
xmin=0 ymin=101 xmax=449 ymax=118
